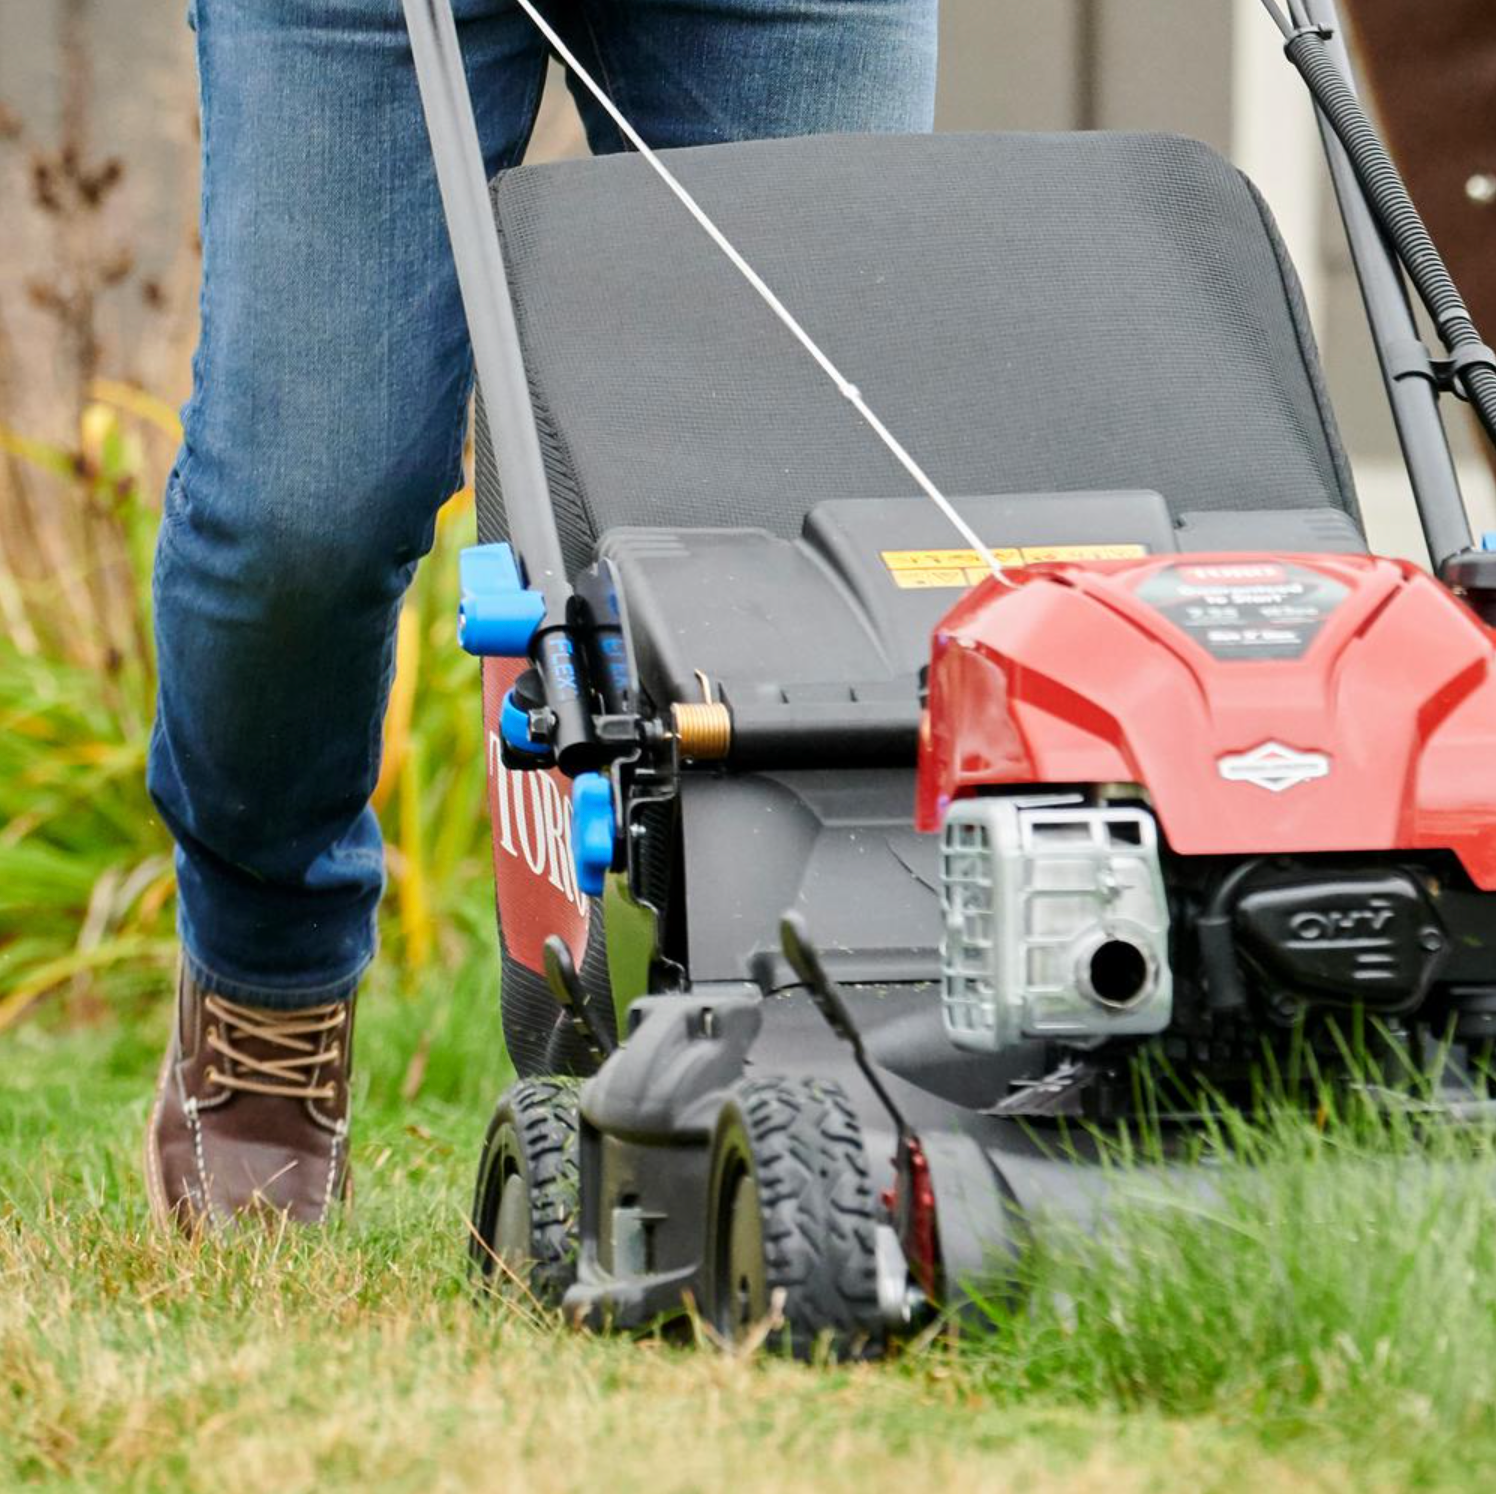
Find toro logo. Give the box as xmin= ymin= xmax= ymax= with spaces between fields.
xmin=487 ymin=730 xmax=590 ymax=916
xmin=1179 ymin=563 xmax=1287 ymax=585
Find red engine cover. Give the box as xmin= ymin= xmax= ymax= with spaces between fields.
xmin=916 ymin=554 xmax=1496 ymax=891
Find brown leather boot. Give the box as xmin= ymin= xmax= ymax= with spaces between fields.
xmin=145 ymin=969 xmax=354 ymax=1232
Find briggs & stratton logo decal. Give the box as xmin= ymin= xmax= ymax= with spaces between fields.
xmin=1217 ymin=741 xmax=1332 ymax=794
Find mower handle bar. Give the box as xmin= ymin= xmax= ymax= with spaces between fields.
xmin=402 ymin=0 xmax=566 ymax=612
xmin=402 ymin=0 xmax=601 ymax=772
xmin=1298 ymin=0 xmax=1474 ymax=566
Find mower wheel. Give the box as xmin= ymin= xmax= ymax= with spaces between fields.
xmin=469 ymin=1077 xmax=581 ymax=1306
xmin=707 ymin=1077 xmax=883 ymax=1359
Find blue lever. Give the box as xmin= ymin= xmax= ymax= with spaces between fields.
xmin=457 ymin=543 xmax=546 ymax=657
xmin=571 ymin=773 xmax=618 ymax=898
xmin=1482 ymin=531 xmax=1496 ymax=553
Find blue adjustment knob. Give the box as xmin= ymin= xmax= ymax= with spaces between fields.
xmin=457 ymin=543 xmax=546 ymax=658
xmin=500 ymin=689 xmax=547 ymax=756
xmin=571 ymin=773 xmax=618 ymax=898
xmin=1482 ymin=531 xmax=1496 ymax=553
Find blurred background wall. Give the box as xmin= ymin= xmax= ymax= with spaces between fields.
xmin=1 ymin=0 xmax=1491 ymax=568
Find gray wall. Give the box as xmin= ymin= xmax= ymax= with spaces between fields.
xmin=937 ymin=0 xmax=1232 ymax=147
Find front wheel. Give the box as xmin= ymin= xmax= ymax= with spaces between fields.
xmin=707 ymin=1077 xmax=884 ymax=1359
xmin=469 ymin=1077 xmax=581 ymax=1305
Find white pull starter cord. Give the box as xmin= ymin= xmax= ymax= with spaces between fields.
xmin=510 ymin=0 xmax=1011 ymax=584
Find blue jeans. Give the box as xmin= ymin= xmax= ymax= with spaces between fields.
xmin=147 ymin=0 xmax=938 ymax=1010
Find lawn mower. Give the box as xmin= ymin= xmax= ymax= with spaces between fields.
xmin=402 ymin=0 xmax=1496 ymax=1351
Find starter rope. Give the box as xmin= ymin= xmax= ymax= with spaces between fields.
xmin=512 ymin=0 xmax=1011 ymax=584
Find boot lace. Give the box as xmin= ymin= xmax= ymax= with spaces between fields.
xmin=203 ymin=996 xmax=346 ymax=1102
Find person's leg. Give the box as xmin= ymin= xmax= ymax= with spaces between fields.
xmin=563 ymin=0 xmax=938 ymax=151
xmin=146 ymin=0 xmax=548 ymax=1228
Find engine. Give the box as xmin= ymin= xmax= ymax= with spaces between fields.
xmin=920 ymin=551 xmax=1496 ymax=1058
xmin=937 ymin=788 xmax=1496 ymax=1054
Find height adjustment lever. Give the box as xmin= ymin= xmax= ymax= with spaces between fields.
xmin=779 ymin=912 xmax=912 ymax=1139
xmin=543 ymin=935 xmax=616 ymax=1063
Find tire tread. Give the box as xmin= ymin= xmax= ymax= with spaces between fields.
xmin=728 ymin=1076 xmax=883 ymax=1356
xmin=471 ymin=1077 xmax=582 ymax=1306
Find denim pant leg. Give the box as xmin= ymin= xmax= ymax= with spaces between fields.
xmin=148 ymin=0 xmax=548 ymax=1009
xmin=151 ymin=0 xmax=938 ymax=1016
xmin=568 ymin=0 xmax=939 ymax=149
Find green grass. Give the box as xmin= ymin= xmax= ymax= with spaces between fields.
xmin=7 ymin=978 xmax=1496 ymax=1491
xmin=6 ymin=413 xmax=1496 ymax=1490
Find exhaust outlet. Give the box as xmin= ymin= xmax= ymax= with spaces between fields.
xmin=940 ymin=797 xmax=1173 ymax=1053
xmin=1076 ymin=934 xmax=1157 ymax=1011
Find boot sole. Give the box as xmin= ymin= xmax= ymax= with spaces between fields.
xmin=142 ymin=1043 xmax=178 ymax=1233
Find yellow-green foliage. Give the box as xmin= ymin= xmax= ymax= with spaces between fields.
xmin=0 ymin=390 xmax=491 ymax=1029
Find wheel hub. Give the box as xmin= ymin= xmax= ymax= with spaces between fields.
xmin=724 ymin=1170 xmax=767 ymax=1337
xmin=495 ymin=1166 xmax=533 ymax=1274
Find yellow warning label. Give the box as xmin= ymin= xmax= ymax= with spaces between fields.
xmin=881 ymin=547 xmax=1025 ymax=572
xmin=1016 ymin=544 xmax=1149 ymax=565
xmin=890 ymin=568 xmax=981 ymax=590
xmin=881 ymin=543 xmax=1148 ymax=589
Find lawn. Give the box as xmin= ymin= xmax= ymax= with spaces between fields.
xmin=3 ymin=409 xmax=1495 ymax=1492
xmin=6 ymin=960 xmax=1496 ymax=1492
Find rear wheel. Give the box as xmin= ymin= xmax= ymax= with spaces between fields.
xmin=707 ymin=1077 xmax=884 ymax=1358
xmin=469 ymin=1078 xmax=581 ymax=1305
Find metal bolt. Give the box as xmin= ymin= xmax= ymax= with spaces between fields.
xmin=1466 ymin=173 xmax=1496 ymax=206
xmin=1420 ymin=928 xmax=1445 ymax=954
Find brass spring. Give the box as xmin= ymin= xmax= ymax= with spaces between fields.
xmin=672 ymin=700 xmax=732 ymax=761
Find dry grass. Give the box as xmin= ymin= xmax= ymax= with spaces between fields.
xmin=7 ymin=996 xmax=1460 ymax=1494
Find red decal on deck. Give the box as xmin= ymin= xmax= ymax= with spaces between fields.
xmin=482 ymin=659 xmax=590 ymax=971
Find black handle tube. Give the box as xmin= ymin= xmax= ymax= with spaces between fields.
xmin=404 ymin=0 xmax=599 ymax=769
xmin=1297 ymin=3 xmax=1496 ymax=417
xmin=402 ymin=0 xmax=570 ymax=615
xmin=536 ymin=626 xmax=611 ymax=776
xmin=1296 ymin=0 xmax=1480 ymax=565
